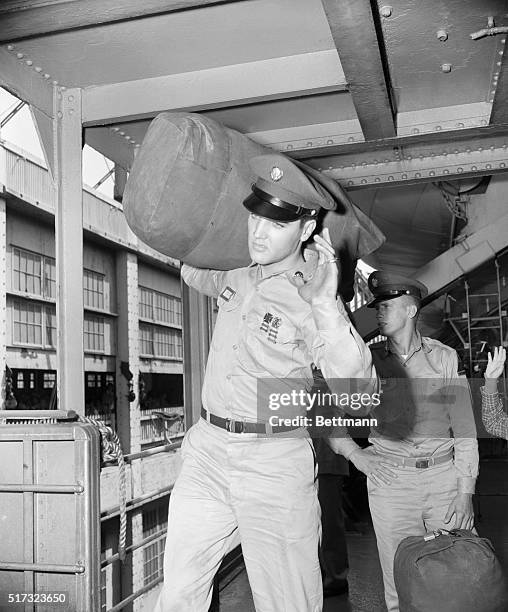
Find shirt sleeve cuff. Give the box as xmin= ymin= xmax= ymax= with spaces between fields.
xmin=457 ymin=476 xmax=476 ymax=494
xmin=311 ymin=299 xmax=350 ymax=331
xmin=326 ymin=437 xmax=362 ymax=460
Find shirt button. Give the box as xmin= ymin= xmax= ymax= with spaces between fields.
xmin=226 ymin=374 xmax=232 ymax=380
xmin=242 ymin=315 xmax=246 ymax=320
xmin=232 ymin=344 xmax=238 ymax=350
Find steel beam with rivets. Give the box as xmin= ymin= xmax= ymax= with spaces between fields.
xmin=313 ymin=134 xmax=508 ymax=188
xmin=54 ymin=86 xmax=85 ymax=414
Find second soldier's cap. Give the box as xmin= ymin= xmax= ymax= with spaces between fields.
xmin=243 ymin=153 xmax=335 ymax=222
xmin=367 ymin=271 xmax=428 ymax=308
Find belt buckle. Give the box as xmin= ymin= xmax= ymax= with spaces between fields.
xmin=225 ymin=418 xmax=244 ymax=434
xmin=415 ymin=458 xmax=429 ymax=469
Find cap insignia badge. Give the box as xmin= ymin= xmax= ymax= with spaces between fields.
xmin=270 ymin=166 xmax=283 ymax=182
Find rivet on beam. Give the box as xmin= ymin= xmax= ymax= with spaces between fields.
xmin=443 ymin=169 xmax=450 ymax=174
xmin=457 ymin=123 xmax=465 ymax=128
xmin=35 ymin=66 xmax=42 ymax=73
xmin=429 ymin=171 xmax=435 ymax=176
xmin=7 ymin=45 xmax=14 ymax=51
xmin=16 ymin=53 xmax=23 ymax=59
xmin=486 ymin=164 xmax=492 ymax=170
xmin=402 ymin=173 xmax=408 ymax=179
xmin=457 ymin=167 xmax=464 ymax=173
xmin=25 ymin=60 xmax=33 ymax=66
xmin=375 ymin=177 xmax=381 ymax=183
xmin=327 ymin=140 xmax=334 ymax=145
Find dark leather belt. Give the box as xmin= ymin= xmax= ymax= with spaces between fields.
xmin=200 ymin=407 xmax=300 ymax=434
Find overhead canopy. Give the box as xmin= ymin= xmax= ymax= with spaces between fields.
xmin=0 ymin=0 xmax=507 ymax=276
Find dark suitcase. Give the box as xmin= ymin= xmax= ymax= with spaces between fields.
xmin=0 ymin=411 xmax=101 ymax=611
xmin=394 ymin=528 xmax=508 ymax=612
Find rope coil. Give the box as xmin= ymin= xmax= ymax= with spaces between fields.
xmin=80 ymin=416 xmax=127 ymax=562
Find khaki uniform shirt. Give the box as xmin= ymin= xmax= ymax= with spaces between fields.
xmin=181 ymin=255 xmax=374 ymax=424
xmin=369 ymin=334 xmax=478 ymax=493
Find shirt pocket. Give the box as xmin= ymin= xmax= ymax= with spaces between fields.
xmin=238 ymin=307 xmax=301 ymax=378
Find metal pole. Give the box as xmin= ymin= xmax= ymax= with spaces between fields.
xmin=494 ymin=259 xmax=507 ymax=401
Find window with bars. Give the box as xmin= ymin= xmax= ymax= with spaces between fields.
xmin=139 ymin=323 xmax=182 ymax=359
xmin=139 ymin=286 xmax=182 ymax=326
xmin=12 ymin=247 xmax=56 ymax=299
xmin=84 ymin=315 xmax=105 ymax=352
xmin=143 ymin=501 xmax=168 ymax=586
xmin=83 ymin=268 xmax=105 ymax=310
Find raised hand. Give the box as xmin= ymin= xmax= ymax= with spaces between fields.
xmin=485 ymin=346 xmax=506 ymax=380
xmin=295 ymin=228 xmax=338 ymax=304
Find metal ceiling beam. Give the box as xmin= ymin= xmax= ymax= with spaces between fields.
xmin=321 ymin=0 xmax=396 ymax=140
xmin=85 ymin=127 xmax=135 ymax=172
xmin=82 ymin=51 xmax=347 ymax=126
xmin=0 ymin=46 xmax=53 ymax=117
xmin=354 ymin=208 xmax=508 ymax=340
xmin=251 ymin=102 xmax=491 ymax=155
xmin=314 ymin=133 xmax=508 ymax=189
xmin=0 ymin=0 xmax=246 ymax=43
xmin=490 ymin=37 xmax=508 ymax=126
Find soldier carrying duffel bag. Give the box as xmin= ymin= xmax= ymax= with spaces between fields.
xmin=394 ymin=528 xmax=508 ymax=612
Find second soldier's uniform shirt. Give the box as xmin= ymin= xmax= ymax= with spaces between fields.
xmin=369 ymin=333 xmax=478 ymax=493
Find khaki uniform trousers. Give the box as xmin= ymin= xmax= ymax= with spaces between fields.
xmin=155 ymin=418 xmax=322 ymax=612
xmin=368 ymin=460 xmax=458 ymax=612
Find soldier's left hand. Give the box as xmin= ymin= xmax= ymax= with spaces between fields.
xmin=444 ymin=493 xmax=474 ymax=530
xmin=296 ymin=228 xmax=338 ymax=304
